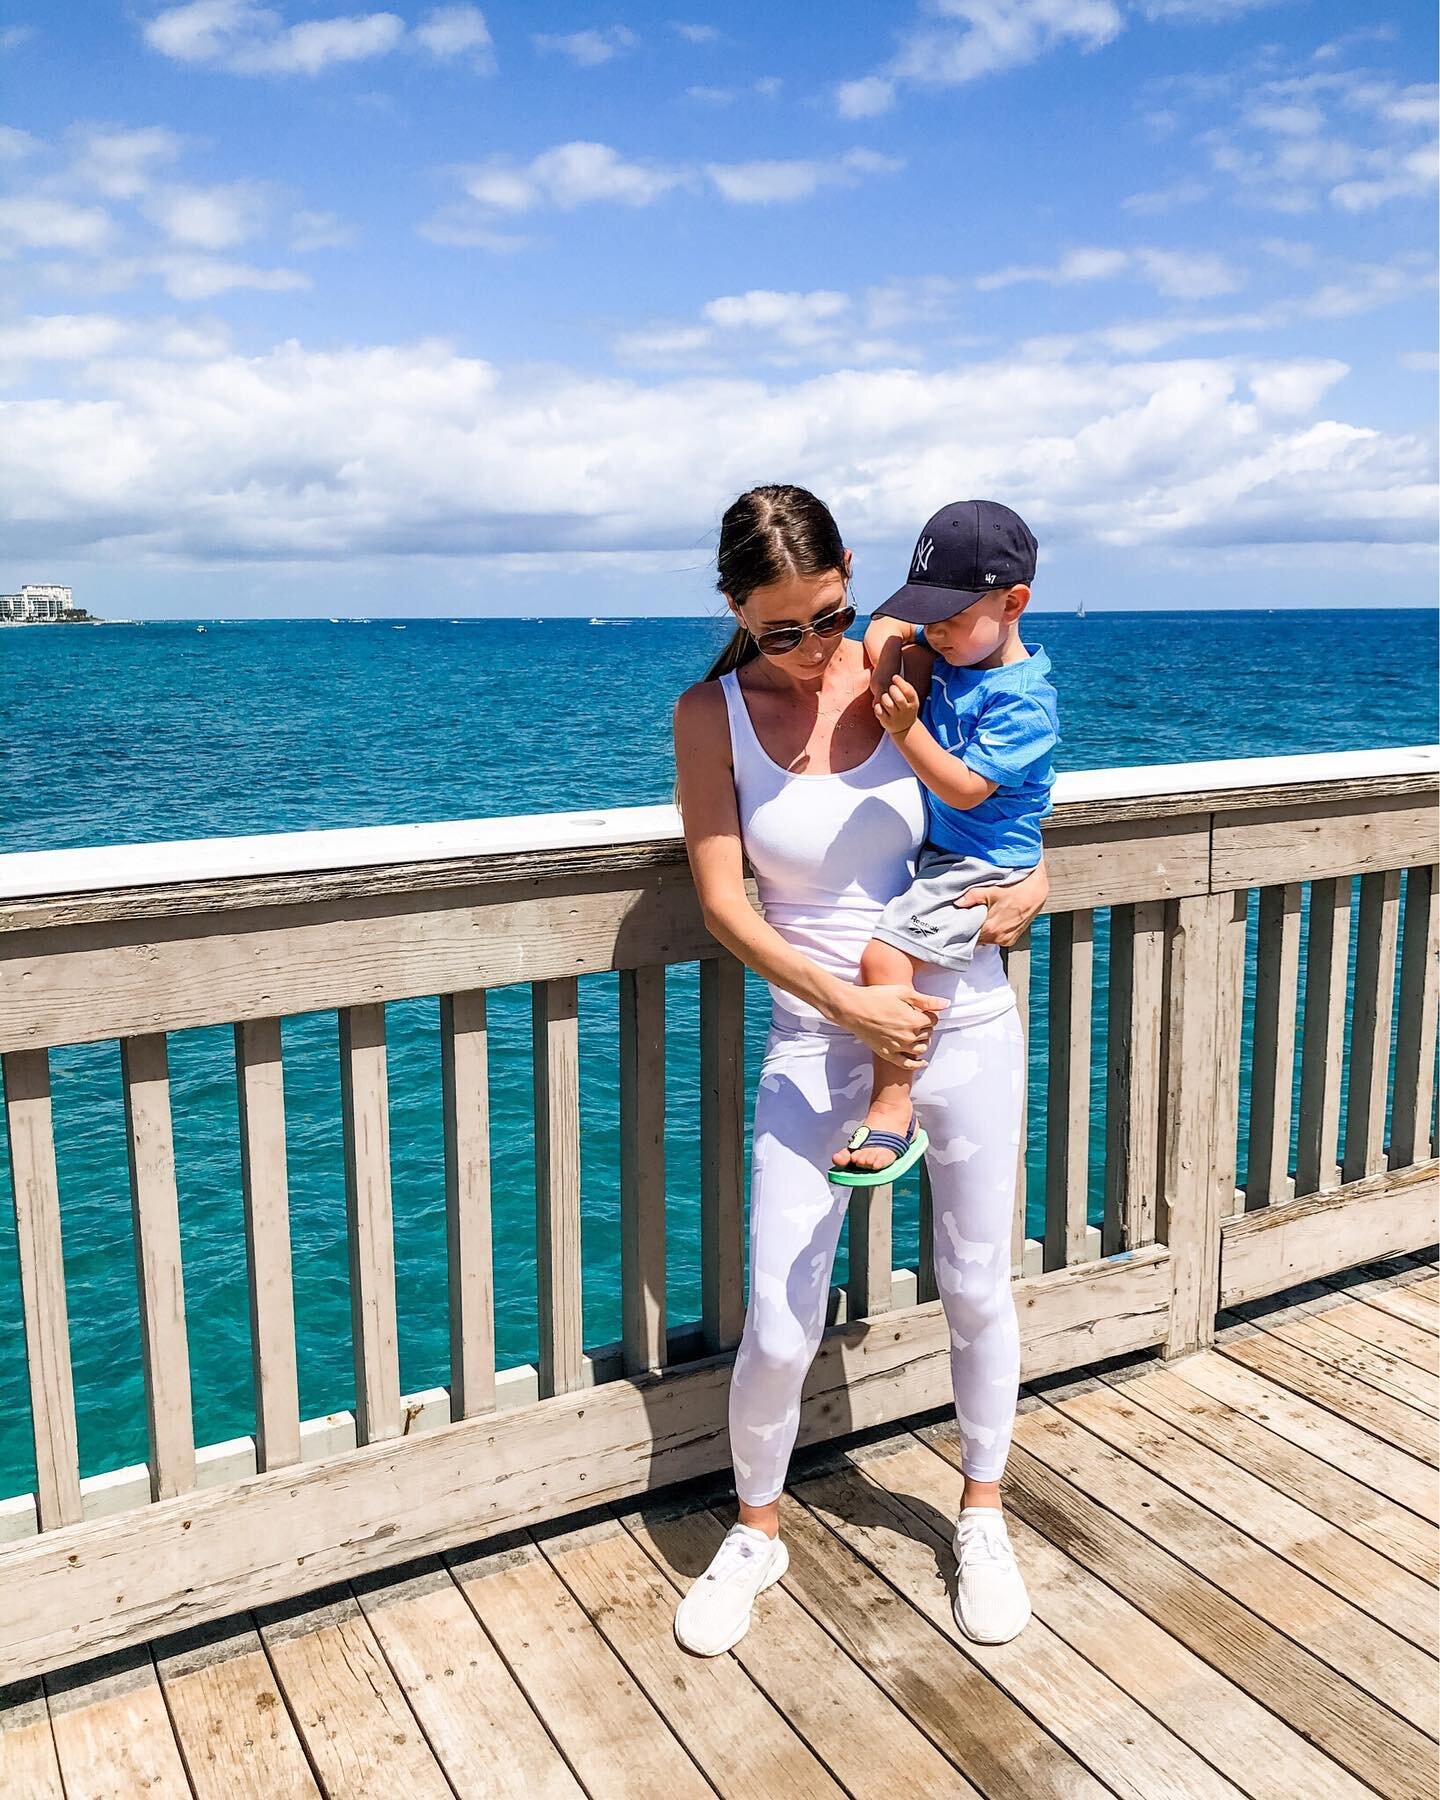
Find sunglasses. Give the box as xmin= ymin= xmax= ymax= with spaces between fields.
xmin=749 ymin=600 xmax=857 ymax=657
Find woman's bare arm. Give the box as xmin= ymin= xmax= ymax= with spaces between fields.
xmin=673 ymin=682 xmax=945 ymax=1064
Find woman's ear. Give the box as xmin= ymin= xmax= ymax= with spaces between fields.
xmin=842 ymin=548 xmax=854 ymax=580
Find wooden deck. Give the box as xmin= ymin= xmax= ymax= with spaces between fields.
xmin=3 ymin=1253 xmax=1436 ymax=1800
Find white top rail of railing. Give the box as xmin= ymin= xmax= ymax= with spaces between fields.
xmin=1 ymin=745 xmax=1435 ymax=902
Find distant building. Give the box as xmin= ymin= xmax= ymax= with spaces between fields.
xmin=0 ymin=584 xmax=91 ymax=622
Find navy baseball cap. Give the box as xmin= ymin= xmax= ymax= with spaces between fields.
xmin=874 ymin=500 xmax=1038 ymax=625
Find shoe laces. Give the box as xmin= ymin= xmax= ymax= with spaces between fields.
xmin=956 ymin=1515 xmax=1014 ymax=1569
xmin=706 ymin=1526 xmax=768 ymax=1583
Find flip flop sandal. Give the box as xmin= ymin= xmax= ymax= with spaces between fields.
xmin=829 ymin=1113 xmax=929 ymax=1188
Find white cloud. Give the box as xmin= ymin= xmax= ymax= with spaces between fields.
xmin=459 ymin=142 xmax=686 ymax=213
xmin=978 ymin=244 xmax=1241 ymax=299
xmin=0 ymin=197 xmax=115 ymax=254
xmin=412 ymin=5 xmax=492 ymax=65
xmin=705 ymin=148 xmax=902 ymax=204
xmin=0 ymin=24 xmax=34 ymax=51
xmin=671 ymin=21 xmax=718 ymax=43
xmin=1137 ymin=0 xmax=1283 ymax=18
xmin=289 ymin=208 xmax=354 ymax=250
xmin=0 ymin=125 xmax=39 ymax=160
xmin=69 ymin=126 xmax=185 ymax=200
xmin=142 ymin=0 xmax=488 ymax=75
xmin=532 ymin=26 xmax=636 ymax=66
xmin=3 ymin=336 xmax=1431 ymax=566
xmin=0 ymin=314 xmax=135 ymax=363
xmin=836 ymin=0 xmax=1123 ymax=116
xmin=142 ymin=181 xmax=268 ymax=250
xmin=151 ymin=254 xmax=309 ymax=299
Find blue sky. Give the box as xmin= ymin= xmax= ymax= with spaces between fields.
xmin=1 ymin=0 xmax=1435 ymax=616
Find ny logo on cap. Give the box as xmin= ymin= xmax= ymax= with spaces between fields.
xmin=914 ymin=536 xmax=935 ymax=574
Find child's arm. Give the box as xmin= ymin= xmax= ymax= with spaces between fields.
xmin=863 ymin=615 xmax=914 ymax=696
xmin=872 ymin=675 xmax=998 ymax=810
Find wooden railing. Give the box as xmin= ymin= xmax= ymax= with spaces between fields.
xmin=0 ymin=748 xmax=1435 ymax=1682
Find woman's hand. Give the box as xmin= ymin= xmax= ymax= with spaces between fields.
xmin=970 ymin=860 xmax=1049 ymax=947
xmin=834 ymin=984 xmax=948 ymax=1067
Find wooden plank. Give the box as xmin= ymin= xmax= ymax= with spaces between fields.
xmin=338 ymin=1002 xmax=402 ymax=1443
xmin=1044 ymin=910 xmax=1093 ymax=1272
xmin=1218 ymin=1161 xmax=1438 ymax=1306
xmin=1159 ymin=892 xmax=1240 ymax=1357
xmin=996 ymin=1433 xmax=1438 ymax=1800
xmin=449 ymin=1532 xmax=711 ymax=1800
xmin=1253 ymin=1314 xmax=1438 ymax=1418
xmin=847 ymin=1177 xmax=894 ymax=1318
xmin=1006 ymin=932 xmax=1031 ymax=1273
xmin=1170 ymin=1348 xmax=1438 ymax=1525
xmin=1219 ymin=1328 xmax=1438 ymax=1465
xmin=894 ymin=1428 xmax=1374 ymax=1800
xmin=1390 ymin=863 xmax=1438 ymax=1168
xmin=533 ymin=978 xmax=583 ymax=1399
xmin=1103 ymin=901 xmax=1163 ymax=1255
xmin=618 ymin=967 xmax=667 ymax=1374
xmin=1014 ymin=1398 xmax=1439 ymax=1739
xmin=152 ymin=1615 xmax=318 ymax=1798
xmin=622 ymin=1499 xmax=974 ymax=1800
xmin=792 ymin=1453 xmax=1244 ymax=1800
xmin=258 ymin=1587 xmax=451 ymax=1798
xmin=45 ymin=1647 xmax=191 ymax=1800
xmin=353 ymin=1558 xmax=582 ymax=1799
xmin=0 ymin=868 xmax=719 ymax=1052
xmin=1295 ymin=876 xmax=1352 ymax=1196
xmin=1211 ymin=792 xmax=1438 ymax=890
xmin=1344 ymin=869 xmax=1401 ymax=1182
xmin=440 ymin=989 xmax=496 ymax=1418
xmin=1352 ymin=1281 xmax=1440 ymax=1336
xmin=0 ymin=1678 xmax=63 ymax=1799
xmin=1060 ymin=1379 xmax=1437 ymax=1656
xmin=1108 ymin=1359 xmax=1438 ymax=1585
xmin=1038 ymin=813 xmax=1211 ymax=908
xmin=773 ymin=1489 xmax=1108 ymax=1800
xmin=1211 ymin=891 xmax=1248 ymax=1223
xmin=537 ymin=1512 xmax=846 ymax=1797
xmin=1245 ymin=883 xmax=1302 ymax=1210
xmin=0 ymin=1248 xmax=1172 ymax=1684
xmin=1 ymin=1049 xmax=82 ymax=1528
xmin=120 ymin=1032 xmax=195 ymax=1502
xmin=699 ymin=954 xmax=745 ymax=1353
xmin=234 ymin=1018 xmax=300 ymax=1472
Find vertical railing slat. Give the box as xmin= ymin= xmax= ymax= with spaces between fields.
xmin=847 ymin=1179 xmax=893 ymax=1319
xmin=2 ymin=1048 xmax=82 ymax=1528
xmin=1245 ymin=883 xmax=1302 ymax=1210
xmin=533 ymin=978 xmax=584 ymax=1397
xmin=618 ymin=967 xmax=667 ymax=1374
xmin=441 ymin=990 xmax=496 ymax=1418
xmin=1295 ymin=876 xmax=1352 ymax=1196
xmin=1005 ymin=932 xmax=1031 ymax=1275
xmin=338 ymin=1003 xmax=402 ymax=1443
xmin=1390 ymin=865 xmax=1438 ymax=1170
xmin=1044 ymin=910 xmax=1093 ymax=1271
xmin=1343 ymin=869 xmax=1401 ymax=1183
xmin=235 ymin=1018 xmax=300 ymax=1471
xmin=120 ymin=1032 xmax=196 ymax=1501
xmin=699 ymin=955 xmax=745 ymax=1353
xmin=1103 ymin=900 xmax=1164 ymax=1254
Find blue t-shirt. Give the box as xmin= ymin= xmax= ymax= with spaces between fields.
xmin=915 ymin=639 xmax=1059 ymax=866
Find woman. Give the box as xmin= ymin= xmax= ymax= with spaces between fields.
xmin=671 ymin=485 xmax=1047 ymax=1658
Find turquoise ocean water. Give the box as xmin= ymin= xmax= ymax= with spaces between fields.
xmin=1 ymin=611 xmax=1436 ymax=1500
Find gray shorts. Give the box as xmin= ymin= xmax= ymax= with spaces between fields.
xmin=871 ymin=847 xmax=1034 ymax=971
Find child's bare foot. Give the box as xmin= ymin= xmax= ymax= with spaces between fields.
xmin=832 ymin=1095 xmax=915 ymax=1171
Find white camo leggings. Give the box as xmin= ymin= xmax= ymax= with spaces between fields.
xmin=728 ymin=1002 xmax=1025 ymax=1504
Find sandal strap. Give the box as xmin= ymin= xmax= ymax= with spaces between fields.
xmin=846 ymin=1116 xmax=916 ymax=1159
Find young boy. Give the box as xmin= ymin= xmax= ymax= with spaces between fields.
xmin=830 ymin=499 xmax=1058 ymax=1185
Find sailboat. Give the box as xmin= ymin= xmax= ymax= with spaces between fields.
xmin=1075 ymin=599 xmax=1086 ymax=620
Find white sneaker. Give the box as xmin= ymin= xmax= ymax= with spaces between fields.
xmin=673 ymin=1522 xmax=789 ymax=1656
xmin=952 ymin=1507 xmax=1031 ymax=1644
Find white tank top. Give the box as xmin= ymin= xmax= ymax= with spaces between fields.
xmin=718 ymin=669 xmax=1013 ymax=1028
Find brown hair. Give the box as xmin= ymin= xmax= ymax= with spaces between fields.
xmin=702 ymin=484 xmax=847 ymax=681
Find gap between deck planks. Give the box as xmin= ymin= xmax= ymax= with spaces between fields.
xmin=3 ymin=1263 xmax=1435 ymax=1800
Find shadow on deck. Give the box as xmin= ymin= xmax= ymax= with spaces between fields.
xmin=4 ymin=1252 xmax=1436 ymax=1800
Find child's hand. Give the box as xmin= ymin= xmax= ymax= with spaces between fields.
xmin=874 ymin=673 xmax=920 ymax=736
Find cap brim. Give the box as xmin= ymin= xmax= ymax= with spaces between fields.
xmin=872 ymin=584 xmax=991 ymax=625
